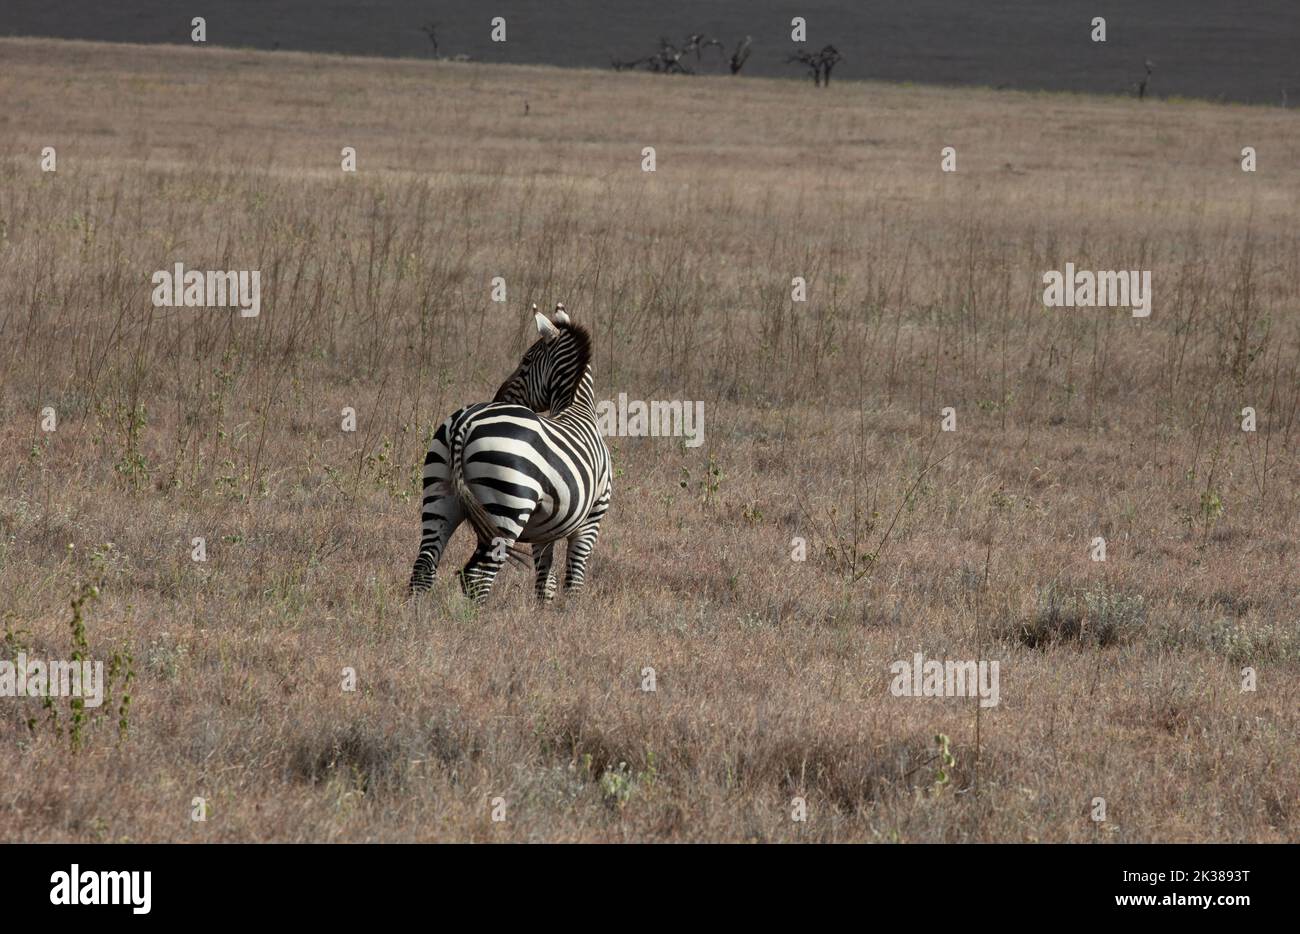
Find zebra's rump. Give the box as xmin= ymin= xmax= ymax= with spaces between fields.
xmin=455 ymin=403 xmax=610 ymax=544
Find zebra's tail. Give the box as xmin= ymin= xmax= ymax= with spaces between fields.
xmin=449 ymin=421 xmax=497 ymax=542
xmin=449 ymin=420 xmax=532 ymax=568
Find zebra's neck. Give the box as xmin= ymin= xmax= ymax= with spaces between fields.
xmin=550 ymin=367 xmax=597 ymax=423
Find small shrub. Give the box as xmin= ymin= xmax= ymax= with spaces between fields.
xmin=1011 ymin=583 xmax=1146 ymax=648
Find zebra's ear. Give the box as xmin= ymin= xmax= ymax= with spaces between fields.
xmin=535 ymin=310 xmax=561 ymax=343
xmin=553 ymin=302 xmax=570 ymax=325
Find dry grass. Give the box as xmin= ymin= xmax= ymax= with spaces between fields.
xmin=0 ymin=37 xmax=1297 ymax=842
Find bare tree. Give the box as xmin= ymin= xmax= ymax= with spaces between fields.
xmin=787 ymin=44 xmax=842 ymax=87
xmin=613 ymin=32 xmax=738 ymax=75
xmin=651 ymin=37 xmax=691 ymax=73
xmin=820 ymin=45 xmax=842 ymax=85
xmin=1137 ymin=59 xmax=1155 ymax=100
xmin=418 ymin=22 xmax=440 ymax=58
xmin=729 ymin=36 xmax=752 ymax=75
xmin=682 ymin=33 xmax=725 ymax=64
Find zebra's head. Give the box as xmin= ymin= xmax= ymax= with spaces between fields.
xmin=493 ymin=303 xmax=594 ymax=415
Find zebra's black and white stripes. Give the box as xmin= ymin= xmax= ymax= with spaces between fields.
xmin=409 ymin=305 xmax=612 ymax=604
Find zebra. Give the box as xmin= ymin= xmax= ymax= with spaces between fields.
xmin=408 ymin=304 xmax=612 ymax=604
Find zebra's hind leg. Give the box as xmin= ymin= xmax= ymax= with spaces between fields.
xmin=532 ymin=541 xmax=558 ymax=604
xmin=458 ymin=538 xmax=511 ymax=605
xmin=455 ymin=480 xmax=536 ymax=605
xmin=409 ymin=418 xmax=467 ymax=595
xmin=409 ymin=500 xmax=466 ymax=595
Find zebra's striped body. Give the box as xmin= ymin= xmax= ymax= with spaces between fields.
xmin=409 ymin=307 xmax=612 ymax=603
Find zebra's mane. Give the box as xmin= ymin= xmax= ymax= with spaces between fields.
xmin=547 ymin=320 xmax=594 ymax=413
xmin=557 ymin=321 xmax=593 ymax=379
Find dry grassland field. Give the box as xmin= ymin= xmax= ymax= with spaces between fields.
xmin=0 ymin=36 xmax=1297 ymax=844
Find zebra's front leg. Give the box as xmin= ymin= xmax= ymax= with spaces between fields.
xmin=532 ymin=541 xmax=558 ymax=604
xmin=563 ymin=516 xmax=605 ymax=596
xmin=563 ymin=480 xmax=610 ymax=595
